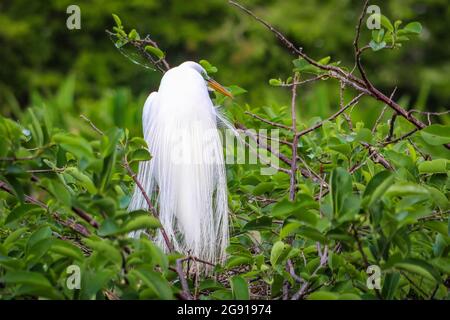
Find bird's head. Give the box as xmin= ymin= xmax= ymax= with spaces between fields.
xmin=178 ymin=61 xmax=233 ymax=98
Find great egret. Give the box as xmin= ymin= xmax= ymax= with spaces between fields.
xmin=128 ymin=61 xmax=233 ymax=266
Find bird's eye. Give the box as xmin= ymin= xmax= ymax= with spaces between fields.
xmin=201 ymin=71 xmax=210 ymax=80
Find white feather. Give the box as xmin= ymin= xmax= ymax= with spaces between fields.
xmin=128 ymin=61 xmax=229 ymax=265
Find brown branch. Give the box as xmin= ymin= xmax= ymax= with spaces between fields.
xmin=360 ymin=142 xmax=393 ymax=170
xmin=80 ymin=115 xmax=104 ymax=135
xmin=296 ymin=93 xmax=365 ymax=138
xmin=353 ymin=0 xmax=372 ymax=88
xmin=235 ymin=122 xmax=291 ymax=168
xmin=176 ymin=258 xmax=193 ymax=300
xmin=287 ymin=259 xmax=304 ymax=284
xmin=244 ymin=111 xmax=293 ymax=131
xmin=106 ymin=30 xmax=170 ymax=74
xmin=291 ymin=243 xmax=328 ymax=300
xmin=381 ymin=128 xmax=419 ymax=146
xmin=72 ymin=207 xmax=100 ymax=229
xmin=372 ymin=88 xmax=397 ymax=134
xmin=0 ymin=180 xmax=91 ymax=237
xmin=276 ymin=75 xmax=327 ymax=87
xmin=407 ymin=109 xmax=450 ymax=117
xmin=122 ymin=155 xmax=174 ymax=252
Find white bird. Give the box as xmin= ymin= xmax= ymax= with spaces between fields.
xmin=128 ymin=61 xmax=233 ymax=266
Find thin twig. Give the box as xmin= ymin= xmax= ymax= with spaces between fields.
xmin=80 ymin=115 xmax=104 ymax=135
xmin=244 ymin=111 xmax=293 ymax=131
xmin=372 ymin=88 xmax=397 ymax=134
xmin=289 ymin=74 xmax=299 ymax=201
xmin=176 ymin=258 xmax=193 ymax=300
xmin=291 ymin=244 xmax=328 ymax=300
xmin=0 ymin=180 xmax=91 ymax=237
xmin=296 ymin=93 xmax=365 ymax=138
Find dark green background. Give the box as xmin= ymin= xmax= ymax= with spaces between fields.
xmin=1 ymin=0 xmax=449 ymax=118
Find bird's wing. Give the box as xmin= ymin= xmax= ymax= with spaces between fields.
xmin=127 ymin=91 xmax=158 ymax=238
xmin=142 ymin=91 xmax=158 ymax=140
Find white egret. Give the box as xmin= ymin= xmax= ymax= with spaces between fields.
xmin=128 ymin=61 xmax=233 ymax=266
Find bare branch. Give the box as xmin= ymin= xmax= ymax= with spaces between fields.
xmin=176 ymin=258 xmax=193 ymax=300
xmin=0 ymin=180 xmax=91 ymax=237
xmin=296 ymin=93 xmax=365 ymax=138
xmin=289 ymin=74 xmax=299 ymax=201
xmin=244 ymin=111 xmax=293 ymax=131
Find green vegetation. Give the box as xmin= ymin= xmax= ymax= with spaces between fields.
xmin=0 ymin=1 xmax=449 ymax=300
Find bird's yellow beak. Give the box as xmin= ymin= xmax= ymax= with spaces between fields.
xmin=207 ymin=78 xmax=233 ymax=98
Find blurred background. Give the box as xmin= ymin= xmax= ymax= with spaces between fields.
xmin=0 ymin=0 xmax=449 ymax=135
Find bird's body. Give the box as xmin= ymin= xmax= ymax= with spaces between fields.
xmin=128 ymin=62 xmax=230 ymax=265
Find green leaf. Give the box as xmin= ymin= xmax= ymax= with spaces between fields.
xmin=271 ymin=195 xmax=318 ymax=218
xmin=128 ymin=29 xmax=140 ymax=40
xmin=140 ymin=238 xmax=169 ymax=272
xmin=112 ymin=14 xmax=122 ymax=27
xmin=129 ymin=268 xmax=173 ymax=299
xmin=53 ymin=133 xmax=94 ymax=161
xmin=338 ymin=293 xmax=361 ymax=300
xmin=355 ymin=128 xmax=374 ymax=144
xmin=394 ymin=258 xmax=440 ymax=282
xmin=65 ymin=167 xmax=97 ymax=194
xmin=385 ymin=182 xmax=429 ymax=198
xmin=307 ymin=291 xmax=339 ymax=300
xmin=1 ymin=271 xmax=52 ymax=288
xmin=402 ymin=22 xmax=422 ymax=35
xmin=330 ymin=167 xmax=352 ymax=217
xmin=298 ymin=226 xmax=327 ymax=243
xmin=280 ymin=221 xmax=301 ymax=239
xmin=3 ymin=227 xmax=28 ymax=248
xmin=145 ymin=45 xmax=165 ymax=59
xmin=252 ymin=182 xmax=275 ymax=195
xmin=363 ymin=171 xmax=394 ymax=207
xmin=121 ymin=214 xmax=161 ymax=233
xmin=226 ymin=256 xmax=252 ymax=269
xmin=269 ymin=79 xmax=281 ymax=86
xmin=369 ymin=40 xmax=387 ymax=51
xmin=129 ymin=148 xmax=151 ymax=163
xmin=6 ymin=204 xmax=44 ymax=225
xmin=270 ymin=241 xmax=290 ymax=266
xmin=418 ymin=159 xmax=448 ymax=174
xmin=382 ymin=272 xmax=400 ymax=299
xmin=28 ymin=108 xmax=44 ymax=147
xmin=50 ymin=239 xmax=84 ymax=261
xmin=27 ymin=226 xmax=52 ymax=250
xmin=272 ymin=198 xmax=296 ymax=217
xmin=243 ymin=216 xmax=272 ymax=231
xmin=230 ymin=276 xmax=249 ymax=300
xmin=318 ymin=56 xmax=331 ymax=65
xmin=199 ymin=59 xmax=218 ymax=74
xmin=380 ymin=15 xmax=394 ymax=32
xmin=293 ymin=58 xmax=321 ymax=74
xmin=83 ymin=238 xmax=122 ymax=265
xmin=420 ymin=124 xmax=450 ymax=145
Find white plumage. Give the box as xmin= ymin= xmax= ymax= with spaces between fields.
xmin=128 ymin=61 xmax=230 ymax=265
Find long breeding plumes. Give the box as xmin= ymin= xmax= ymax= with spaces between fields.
xmin=128 ymin=61 xmax=230 ymax=265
